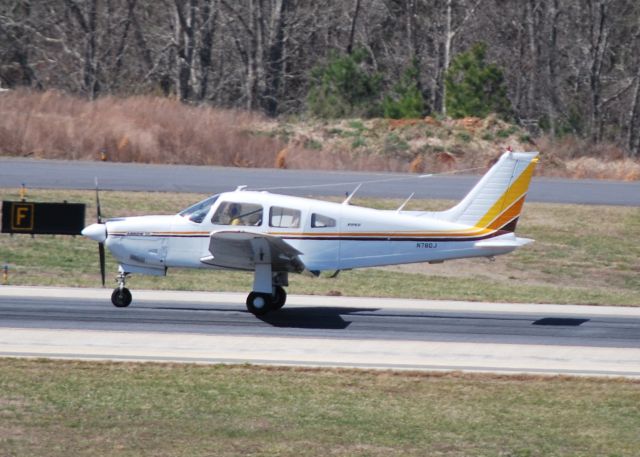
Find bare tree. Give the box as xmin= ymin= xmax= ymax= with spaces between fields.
xmin=2 ymin=0 xmax=640 ymax=156
xmin=437 ymin=0 xmax=480 ymax=115
xmin=63 ymin=0 xmax=100 ymax=98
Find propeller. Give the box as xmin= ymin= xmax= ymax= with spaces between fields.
xmin=95 ymin=178 xmax=106 ymax=287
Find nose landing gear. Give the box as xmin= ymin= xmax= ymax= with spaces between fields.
xmin=111 ymin=268 xmax=132 ymax=308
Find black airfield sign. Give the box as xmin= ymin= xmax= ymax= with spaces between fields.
xmin=2 ymin=201 xmax=86 ymax=235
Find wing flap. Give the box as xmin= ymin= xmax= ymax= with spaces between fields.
xmin=200 ymin=230 xmax=306 ymax=272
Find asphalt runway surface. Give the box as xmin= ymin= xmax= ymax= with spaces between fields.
xmin=1 ymin=157 xmax=639 ymax=205
xmin=1 ymin=287 xmax=639 ymax=377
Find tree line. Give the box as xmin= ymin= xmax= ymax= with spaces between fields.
xmin=1 ymin=0 xmax=639 ymax=157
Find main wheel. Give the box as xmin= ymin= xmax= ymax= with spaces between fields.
xmin=272 ymin=285 xmax=287 ymax=310
xmin=246 ymin=292 xmax=272 ymax=316
xmin=111 ymin=287 xmax=132 ymax=308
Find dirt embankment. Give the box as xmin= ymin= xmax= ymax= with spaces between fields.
xmin=1 ymin=89 xmax=638 ymax=180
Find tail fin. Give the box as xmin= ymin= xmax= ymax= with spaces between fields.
xmin=440 ymin=151 xmax=538 ymax=232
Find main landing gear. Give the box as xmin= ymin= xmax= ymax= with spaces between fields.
xmin=111 ymin=268 xmax=132 ymax=308
xmin=246 ymin=285 xmax=286 ymax=316
xmin=245 ymin=270 xmax=288 ymax=316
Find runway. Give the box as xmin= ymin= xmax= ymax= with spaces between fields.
xmin=1 ymin=286 xmax=639 ymax=377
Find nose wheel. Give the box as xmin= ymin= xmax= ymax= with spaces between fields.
xmin=111 ymin=287 xmax=132 ymax=308
xmin=111 ymin=268 xmax=132 ymax=308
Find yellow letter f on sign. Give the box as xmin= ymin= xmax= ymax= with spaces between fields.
xmin=12 ymin=203 xmax=34 ymax=231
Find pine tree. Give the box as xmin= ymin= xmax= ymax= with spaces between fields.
xmin=382 ymin=62 xmax=425 ymax=119
xmin=307 ymin=49 xmax=382 ymax=118
xmin=445 ymin=43 xmax=511 ymax=119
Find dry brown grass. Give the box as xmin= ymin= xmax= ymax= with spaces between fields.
xmin=1 ymin=89 xmax=639 ymax=180
xmin=565 ymin=157 xmax=640 ymax=181
xmin=0 ymin=89 xmax=284 ymax=167
xmin=535 ymin=134 xmax=640 ymax=180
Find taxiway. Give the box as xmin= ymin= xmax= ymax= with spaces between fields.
xmin=2 ymin=157 xmax=639 ymax=205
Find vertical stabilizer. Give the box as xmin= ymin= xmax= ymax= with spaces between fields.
xmin=439 ymin=151 xmax=538 ymax=232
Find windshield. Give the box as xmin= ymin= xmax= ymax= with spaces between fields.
xmin=179 ymin=195 xmax=219 ymax=223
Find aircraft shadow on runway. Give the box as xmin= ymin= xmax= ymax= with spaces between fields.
xmin=532 ymin=318 xmax=589 ymax=326
xmin=147 ymin=304 xmax=592 ymax=332
xmin=148 ymin=305 xmax=378 ymax=330
xmin=258 ymin=307 xmax=379 ymax=330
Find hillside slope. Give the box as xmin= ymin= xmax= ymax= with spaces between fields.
xmin=1 ymin=90 xmax=638 ymax=180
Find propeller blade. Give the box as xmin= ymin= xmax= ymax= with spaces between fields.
xmin=95 ymin=177 xmax=106 ymax=287
xmin=99 ymin=242 xmax=106 ymax=287
xmin=95 ymin=177 xmax=102 ymax=224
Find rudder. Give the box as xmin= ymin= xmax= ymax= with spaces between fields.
xmin=439 ymin=151 xmax=538 ymax=232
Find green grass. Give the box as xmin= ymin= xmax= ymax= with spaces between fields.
xmin=351 ymin=136 xmax=367 ymax=148
xmin=496 ymin=126 xmax=518 ymax=138
xmin=383 ymin=132 xmax=410 ymax=154
xmin=456 ymin=131 xmax=472 ymax=143
xmin=348 ymin=119 xmax=366 ymax=131
xmin=304 ymin=138 xmax=323 ymax=150
xmin=1 ymin=359 xmax=639 ymax=457
xmin=1 ymin=188 xmax=639 ymax=306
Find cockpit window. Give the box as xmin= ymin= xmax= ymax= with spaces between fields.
xmin=311 ymin=213 xmax=336 ymax=228
xmin=179 ymin=195 xmax=219 ymax=223
xmin=212 ymin=201 xmax=263 ymax=226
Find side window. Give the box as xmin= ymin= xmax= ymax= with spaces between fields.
xmin=311 ymin=213 xmax=336 ymax=228
xmin=212 ymin=201 xmax=263 ymax=226
xmin=270 ymin=206 xmax=301 ymax=228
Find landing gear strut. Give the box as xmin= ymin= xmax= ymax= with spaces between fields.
xmin=111 ymin=268 xmax=132 ymax=308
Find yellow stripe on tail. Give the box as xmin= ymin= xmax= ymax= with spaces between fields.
xmin=477 ymin=156 xmax=538 ymax=231
xmin=436 ymin=152 xmax=539 ymax=232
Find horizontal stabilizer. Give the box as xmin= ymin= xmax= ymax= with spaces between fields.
xmin=474 ymin=237 xmax=534 ymax=249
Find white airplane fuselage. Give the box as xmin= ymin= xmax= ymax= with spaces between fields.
xmin=103 ymin=191 xmax=524 ymax=276
xmin=82 ymin=151 xmax=538 ymax=314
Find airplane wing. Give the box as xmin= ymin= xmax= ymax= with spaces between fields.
xmin=200 ymin=230 xmax=306 ymax=273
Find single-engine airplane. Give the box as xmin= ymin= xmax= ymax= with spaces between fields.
xmin=82 ymin=150 xmax=538 ymax=315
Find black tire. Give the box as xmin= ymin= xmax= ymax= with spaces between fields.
xmin=246 ymin=292 xmax=272 ymax=316
xmin=272 ymin=285 xmax=287 ymax=310
xmin=111 ymin=287 xmax=132 ymax=308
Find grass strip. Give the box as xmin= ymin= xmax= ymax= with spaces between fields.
xmin=1 ymin=358 xmax=639 ymax=457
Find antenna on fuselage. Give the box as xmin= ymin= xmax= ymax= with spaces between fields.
xmin=396 ymin=193 xmax=415 ymax=212
xmin=341 ymin=183 xmax=362 ymax=205
xmin=235 ymin=185 xmax=248 ymax=191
